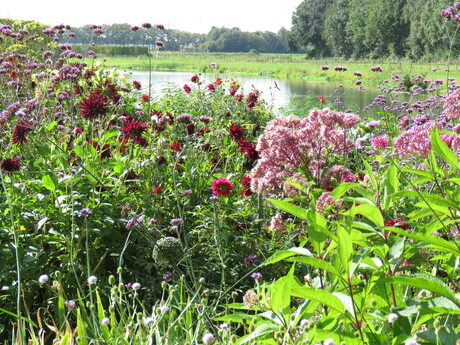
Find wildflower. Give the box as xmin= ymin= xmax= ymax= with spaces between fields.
xmin=321 ymin=65 xmax=329 ymax=70
xmin=219 ymin=323 xmax=228 ymax=331
xmin=122 ymin=119 xmax=148 ymax=139
xmin=1 ymin=157 xmax=21 ymax=172
xmin=199 ymin=277 xmax=206 ymax=283
xmin=132 ymin=80 xmax=142 ymax=90
xmin=210 ymin=62 xmax=217 ymax=69
xmin=183 ymin=84 xmax=191 ymax=94
xmin=176 ymin=113 xmax=192 ymax=123
xmin=65 ymin=300 xmax=75 ymax=308
xmin=141 ymin=23 xmax=152 ymax=28
xmin=243 ymin=289 xmax=259 ymax=307
xmin=202 ymin=333 xmax=215 ymax=344
xmin=181 ymin=189 xmax=192 ymax=196
xmin=199 ymin=116 xmax=211 ymax=123
xmin=211 ymin=178 xmax=234 ymax=197
xmin=159 ymin=305 xmax=169 ymax=314
xmin=300 ymin=319 xmax=309 ymax=328
xmin=126 ymin=218 xmax=138 ymax=229
xmin=229 ymin=122 xmax=247 ymax=140
xmin=251 ymin=272 xmax=262 ymax=281
xmin=191 ymin=75 xmax=199 ymax=83
xmin=80 ymin=92 xmax=108 ymax=119
xmin=370 ymin=136 xmax=388 ymax=150
xmin=323 ymin=339 xmax=335 ymax=345
xmin=155 ymin=24 xmax=165 ymax=29
xmin=354 ymin=71 xmax=363 ymax=77
xmin=244 ymin=254 xmax=257 ymax=266
xmin=318 ymin=96 xmax=327 ymax=105
xmin=132 ymin=282 xmax=141 ymax=290
xmin=38 ymin=274 xmax=49 ymax=284
xmin=241 ymin=176 xmax=253 ymax=196
xmin=169 ymin=141 xmax=182 ymax=152
xmin=404 ymin=339 xmax=418 ymax=345
xmin=247 ymin=91 xmax=260 ymax=109
xmin=101 ymin=317 xmax=110 ymax=326
xmin=270 ymin=213 xmax=285 ymax=232
xmin=155 ymin=40 xmax=163 ymax=49
xmin=385 ymin=218 xmax=409 ymax=230
xmin=387 ymin=313 xmax=399 ymax=323
xmin=162 ymin=271 xmax=172 ymax=281
xmin=443 ymin=88 xmax=460 ymax=120
xmin=78 ymin=208 xmax=92 ymax=218
xmin=143 ymin=316 xmax=154 ymax=325
xmin=316 ymin=192 xmax=336 ymax=214
xmin=129 ymin=25 xmax=139 ymax=31
xmin=170 ymin=218 xmax=183 ymax=225
xmin=141 ymin=94 xmax=150 ymax=103
xmin=371 ymin=66 xmax=383 ymax=72
xmin=12 ymin=121 xmax=33 ymax=144
xmin=87 ymin=275 xmax=98 ymax=285
xmin=333 ymin=65 xmax=347 ymax=71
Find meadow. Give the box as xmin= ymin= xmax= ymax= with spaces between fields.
xmin=100 ymin=51 xmax=460 ymax=84
xmin=1 ymin=20 xmax=460 ymax=345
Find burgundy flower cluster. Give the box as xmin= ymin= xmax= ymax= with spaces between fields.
xmin=371 ymin=65 xmax=383 ymax=72
xmin=334 ymin=66 xmax=348 ymax=72
xmin=228 ymin=123 xmax=259 ymax=165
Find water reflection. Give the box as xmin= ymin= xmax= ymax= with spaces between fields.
xmin=124 ymin=70 xmax=382 ymax=114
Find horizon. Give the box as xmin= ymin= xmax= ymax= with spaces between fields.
xmin=2 ymin=0 xmax=302 ymax=34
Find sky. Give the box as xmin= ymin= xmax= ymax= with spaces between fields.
xmin=2 ymin=0 xmax=303 ymax=34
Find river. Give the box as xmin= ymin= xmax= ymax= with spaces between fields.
xmin=124 ymin=70 xmax=383 ymax=114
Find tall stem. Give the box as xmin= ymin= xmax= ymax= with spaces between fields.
xmin=0 ymin=172 xmax=22 ymax=344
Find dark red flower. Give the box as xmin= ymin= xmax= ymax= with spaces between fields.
xmin=169 ymin=141 xmax=182 ymax=152
xmin=229 ymin=123 xmax=247 ymax=141
xmin=80 ymin=92 xmax=108 ymax=119
xmin=211 ymin=178 xmax=234 ymax=197
xmin=238 ymin=139 xmax=259 ymax=162
xmin=155 ymin=24 xmax=165 ymax=30
xmin=207 ymin=84 xmax=215 ymax=92
xmin=134 ymin=136 xmax=148 ymax=147
xmin=1 ymin=157 xmax=21 ymax=172
xmin=186 ymin=122 xmax=195 ymax=135
xmin=12 ymin=120 xmax=33 ymax=144
xmin=247 ymin=91 xmax=260 ymax=109
xmin=154 ymin=186 xmax=162 ymax=194
xmin=241 ymin=176 xmax=252 ymax=196
xmin=191 ymin=75 xmax=199 ymax=83
xmin=89 ymin=140 xmax=111 ymax=159
xmin=141 ymin=94 xmax=150 ymax=103
xmin=385 ymin=218 xmax=409 ymax=230
xmin=102 ymin=79 xmax=120 ymax=103
xmin=183 ymin=84 xmax=191 ymax=94
xmin=122 ymin=119 xmax=148 ymax=139
xmin=132 ymin=81 xmax=142 ymax=90
xmin=325 ymin=185 xmax=334 ymax=191
xmin=230 ymin=88 xmax=238 ymax=96
xmin=235 ymin=94 xmax=244 ymax=102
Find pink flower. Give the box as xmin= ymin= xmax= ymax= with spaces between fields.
xmin=370 ymin=136 xmax=388 ymax=150
xmin=211 ymin=178 xmax=234 ymax=197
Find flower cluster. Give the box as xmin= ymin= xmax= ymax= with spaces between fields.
xmin=250 ymin=108 xmax=361 ymax=196
xmin=333 ymin=65 xmax=348 ymax=72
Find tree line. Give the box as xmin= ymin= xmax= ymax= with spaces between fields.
xmin=1 ymin=0 xmax=458 ymax=59
xmin=288 ymin=0 xmax=456 ymax=59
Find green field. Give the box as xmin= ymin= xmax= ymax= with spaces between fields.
xmin=100 ymin=51 xmax=460 ymax=85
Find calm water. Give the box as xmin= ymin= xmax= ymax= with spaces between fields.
xmin=124 ymin=70 xmax=382 ymax=114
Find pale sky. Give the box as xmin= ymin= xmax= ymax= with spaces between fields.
xmin=2 ymin=0 xmax=303 ymax=34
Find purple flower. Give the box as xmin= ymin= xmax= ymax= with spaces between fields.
xmin=244 ymin=255 xmax=257 ymax=266
xmin=78 ymin=208 xmax=92 ymax=218
xmin=251 ymin=272 xmax=262 ymax=281
xmin=163 ymin=271 xmax=172 ymax=281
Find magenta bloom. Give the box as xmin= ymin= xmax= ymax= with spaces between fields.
xmin=370 ymin=136 xmax=388 ymax=150
xmin=211 ymin=178 xmax=234 ymax=197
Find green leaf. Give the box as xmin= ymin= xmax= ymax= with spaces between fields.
xmin=431 ymin=127 xmax=460 ymax=170
xmin=378 ymin=274 xmax=459 ymax=307
xmin=388 ymin=227 xmax=460 ymax=256
xmin=267 ymin=198 xmax=308 ymax=220
xmin=265 ymin=247 xmax=312 ymax=265
xmin=285 ymin=256 xmax=341 ymax=278
xmin=271 ymin=265 xmax=294 ymax=317
xmin=42 ymin=173 xmax=57 ymax=191
xmin=345 ymin=203 xmax=383 ymax=226
xmin=417 ymin=327 xmax=459 ymax=345
xmin=238 ymin=323 xmax=280 ymax=345
xmin=291 ymin=282 xmax=346 ymax=315
xmin=330 ymin=182 xmax=360 ymax=199
xmin=337 ymin=226 xmax=353 ymax=278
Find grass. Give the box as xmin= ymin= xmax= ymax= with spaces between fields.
xmin=100 ymin=51 xmax=460 ymax=86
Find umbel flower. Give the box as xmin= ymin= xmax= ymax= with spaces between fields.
xmin=80 ymin=92 xmax=108 ymax=119
xmin=211 ymin=178 xmax=234 ymax=197
xmin=249 ymin=108 xmax=361 ymax=196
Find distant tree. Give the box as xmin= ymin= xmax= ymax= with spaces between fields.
xmin=403 ymin=0 xmax=453 ymax=59
xmin=322 ymin=0 xmax=352 ymax=58
xmin=287 ymin=0 xmax=333 ymax=56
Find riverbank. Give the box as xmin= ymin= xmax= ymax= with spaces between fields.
xmin=100 ymin=52 xmax=460 ymax=87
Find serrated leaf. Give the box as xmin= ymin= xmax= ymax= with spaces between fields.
xmin=378 ymin=274 xmax=459 ymax=307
